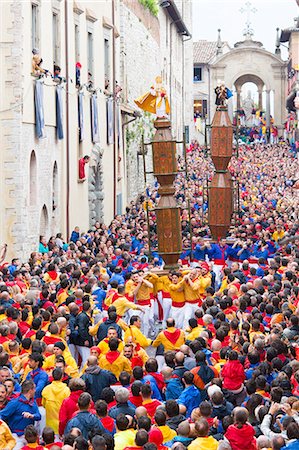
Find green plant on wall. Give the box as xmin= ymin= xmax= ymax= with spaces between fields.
xmin=126 ymin=111 xmax=155 ymax=155
xmin=138 ymin=0 xmax=159 ymax=17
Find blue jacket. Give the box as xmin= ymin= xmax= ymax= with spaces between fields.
xmin=165 ymin=377 xmax=183 ymax=400
xmin=0 ymin=394 xmax=41 ymax=435
xmin=65 ymin=411 xmax=104 ymax=440
xmin=142 ymin=375 xmax=162 ymax=401
xmin=109 ymin=273 xmax=125 ymax=285
xmin=26 ymin=368 xmax=49 ymax=400
xmin=177 ymin=385 xmax=201 ymax=417
xmin=282 ymin=440 xmax=299 ymax=450
xmin=70 ymin=231 xmax=80 ymax=243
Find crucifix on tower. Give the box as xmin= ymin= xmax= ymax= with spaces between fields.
xmin=240 ymin=1 xmax=257 ymax=39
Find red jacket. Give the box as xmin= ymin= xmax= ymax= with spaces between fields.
xmin=59 ymin=390 xmax=83 ymax=435
xmin=225 ymin=423 xmax=257 ymax=450
xmin=221 ymin=360 xmax=245 ymax=390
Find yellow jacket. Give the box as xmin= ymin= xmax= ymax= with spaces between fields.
xmin=169 ymin=282 xmax=185 ymax=306
xmin=98 ymin=338 xmax=124 ymax=355
xmin=158 ymin=425 xmax=177 ymax=443
xmin=99 ymin=352 xmax=132 ymax=379
xmin=187 ymin=326 xmax=203 ymax=341
xmin=125 ymin=279 xmax=152 ymax=302
xmin=42 ymin=380 xmax=70 ymax=433
xmin=112 ymin=296 xmax=139 ymax=317
xmin=156 ymin=275 xmax=171 ymax=293
xmin=179 ymin=275 xmax=211 ymax=302
xmin=114 ymin=429 xmax=136 ymax=450
xmin=152 ymin=327 xmax=185 ymax=351
xmin=188 ymin=435 xmax=218 ymax=450
xmin=124 ymin=325 xmax=151 ymax=348
xmin=43 ymin=352 xmax=79 ymax=378
xmin=0 ymin=419 xmax=16 ymax=450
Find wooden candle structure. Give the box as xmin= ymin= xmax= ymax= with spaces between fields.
xmin=152 ymin=118 xmax=182 ymax=268
xmin=209 ymin=106 xmax=233 ymax=238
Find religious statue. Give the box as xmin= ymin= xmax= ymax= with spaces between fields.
xmin=214 ymin=80 xmax=233 ymax=107
xmin=134 ymin=76 xmax=170 ymax=118
xmin=31 ymin=48 xmax=50 ymax=77
xmin=242 ymin=90 xmax=255 ymax=126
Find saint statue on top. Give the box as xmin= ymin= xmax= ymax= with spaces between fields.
xmin=134 ymin=76 xmax=170 ymax=118
xmin=242 ymin=90 xmax=255 ymax=126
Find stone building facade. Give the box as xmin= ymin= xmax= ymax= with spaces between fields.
xmin=0 ymin=0 xmax=193 ymax=260
xmin=0 ymin=0 xmax=122 ymax=260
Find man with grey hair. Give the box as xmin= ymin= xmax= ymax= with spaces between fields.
xmin=217 ymin=441 xmax=232 ymax=450
xmin=257 ymin=435 xmax=271 ymax=449
xmin=109 ymin=387 xmax=136 ymax=419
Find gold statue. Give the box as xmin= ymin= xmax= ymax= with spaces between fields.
xmin=134 ymin=76 xmax=170 ymax=118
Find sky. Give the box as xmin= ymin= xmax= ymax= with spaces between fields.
xmin=192 ymin=0 xmax=298 ymax=60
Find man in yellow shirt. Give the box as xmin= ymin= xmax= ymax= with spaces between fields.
xmin=98 ymin=327 xmax=124 ymax=355
xmin=123 ymin=316 xmax=151 ymax=348
xmin=125 ymin=270 xmax=153 ymax=337
xmin=112 ymin=286 xmax=145 ymax=318
xmin=169 ymin=272 xmax=185 ymax=329
xmin=99 ymin=338 xmax=132 ymax=379
xmin=179 ymin=266 xmax=211 ymax=328
xmin=43 ymin=341 xmax=79 ymax=377
xmin=272 ymin=225 xmax=285 ymax=242
xmin=41 ymin=367 xmax=70 ymax=434
xmin=152 ymin=318 xmax=185 ymax=352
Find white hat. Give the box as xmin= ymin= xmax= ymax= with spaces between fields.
xmin=207 ymin=384 xmax=222 ymax=398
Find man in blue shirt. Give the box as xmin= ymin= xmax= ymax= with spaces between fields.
xmin=26 ymin=353 xmax=48 ymax=434
xmin=177 ymin=371 xmax=201 ymax=418
xmin=0 ymin=379 xmax=41 ymax=450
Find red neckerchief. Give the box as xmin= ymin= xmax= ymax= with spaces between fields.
xmin=105 ymin=351 xmax=120 ymax=365
xmin=163 ymin=329 xmax=181 ymax=345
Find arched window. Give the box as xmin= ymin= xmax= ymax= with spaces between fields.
xmin=29 ymin=151 xmax=37 ymax=205
xmin=40 ymin=204 xmax=49 ymax=238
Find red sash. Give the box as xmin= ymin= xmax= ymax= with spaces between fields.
xmin=163 ymin=329 xmax=181 ymax=345
xmin=105 ymin=351 xmax=120 ymax=365
xmin=43 ymin=335 xmax=63 ymax=345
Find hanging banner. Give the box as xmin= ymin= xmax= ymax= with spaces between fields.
xmin=107 ymin=97 xmax=114 ymax=145
xmin=34 ymin=79 xmax=45 ymax=138
xmin=78 ymin=91 xmax=84 ymax=142
xmin=56 ymin=85 xmax=64 ymax=140
xmin=90 ymin=94 xmax=100 ymax=143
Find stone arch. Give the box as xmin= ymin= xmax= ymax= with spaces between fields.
xmin=209 ymin=44 xmax=287 ymax=127
xmin=29 ymin=150 xmax=37 ymax=205
xmin=39 ymin=204 xmax=49 ymax=239
xmin=234 ymin=74 xmax=265 ymax=111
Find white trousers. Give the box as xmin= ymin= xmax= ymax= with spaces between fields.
xmin=170 ymin=305 xmax=185 ymax=330
xmin=161 ymin=296 xmax=172 ymax=328
xmin=129 ymin=302 xmax=154 ymax=337
xmin=184 ymin=302 xmax=200 ymax=329
xmin=213 ymin=264 xmax=225 ymax=289
xmin=12 ymin=434 xmax=26 ymax=450
xmin=76 ymin=345 xmax=91 ymax=369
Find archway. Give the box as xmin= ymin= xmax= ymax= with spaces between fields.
xmin=209 ymin=42 xmax=287 ymax=129
xmin=39 ymin=204 xmax=49 ymax=239
xmin=29 ymin=151 xmax=37 ymax=205
xmin=234 ymin=74 xmax=265 ymax=111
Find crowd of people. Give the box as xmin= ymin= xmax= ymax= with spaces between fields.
xmin=0 ymin=142 xmax=298 ymax=450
